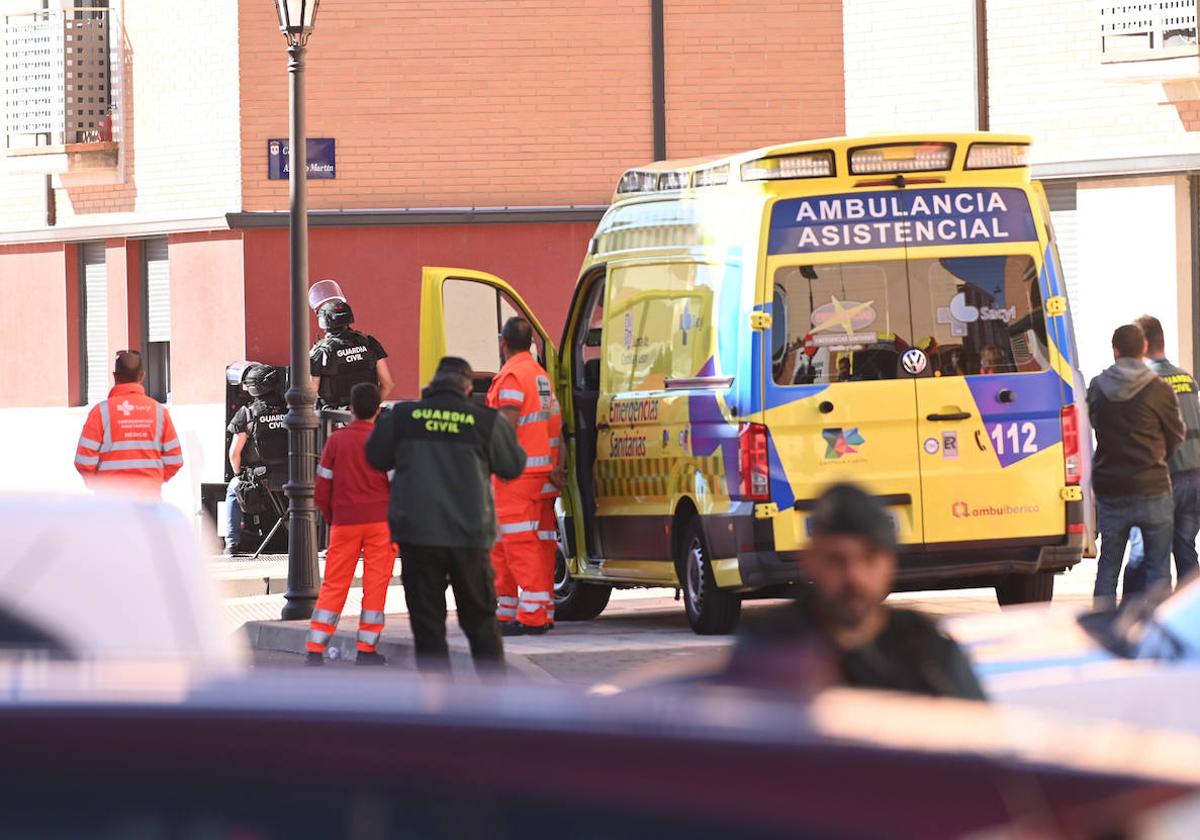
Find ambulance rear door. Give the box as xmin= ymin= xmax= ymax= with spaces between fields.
xmin=900 ymin=188 xmax=1069 ymax=545
xmin=764 ymin=188 xmax=925 ymax=550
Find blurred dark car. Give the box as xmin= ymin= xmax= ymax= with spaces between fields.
xmin=1 ymin=663 xmax=1198 ymax=839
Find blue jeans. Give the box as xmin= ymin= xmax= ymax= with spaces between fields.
xmin=1095 ymin=493 xmax=1173 ymax=603
xmin=1124 ymin=471 xmax=1200 ymax=594
xmin=224 ymin=477 xmax=243 ymax=546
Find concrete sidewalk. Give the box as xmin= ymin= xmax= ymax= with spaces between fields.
xmin=245 ymin=594 xmax=731 ymax=683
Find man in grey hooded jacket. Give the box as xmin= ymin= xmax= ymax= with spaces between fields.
xmin=1088 ymin=323 xmax=1185 ymax=608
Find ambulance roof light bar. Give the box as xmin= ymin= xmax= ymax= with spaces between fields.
xmin=965 ymin=142 xmax=1030 ymax=170
xmin=849 ymin=142 xmax=955 ymax=175
xmin=740 ymin=151 xmax=835 ymax=182
xmin=692 ymin=164 xmax=729 ymax=188
xmin=617 ymin=168 xmax=690 ymax=195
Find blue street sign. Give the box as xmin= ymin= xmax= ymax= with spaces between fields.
xmin=267 ymin=138 xmax=336 ymax=180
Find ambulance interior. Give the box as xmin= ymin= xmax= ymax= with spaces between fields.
xmin=568 ymin=274 xmax=607 ymax=557
xmin=772 ymin=256 xmax=1050 ymax=385
xmin=441 ymin=279 xmax=547 ymax=403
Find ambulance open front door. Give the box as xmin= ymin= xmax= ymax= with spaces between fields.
xmin=417 ymin=267 xmax=556 ymax=400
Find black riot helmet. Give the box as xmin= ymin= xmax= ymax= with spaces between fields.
xmin=243 ymin=364 xmax=284 ymax=398
xmin=318 ymin=299 xmax=355 ymax=331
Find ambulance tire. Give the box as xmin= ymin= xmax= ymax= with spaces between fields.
xmin=677 ymin=517 xmax=741 ymax=635
xmin=553 ymin=547 xmax=612 ymax=621
xmin=995 ymin=572 xmax=1055 ymax=606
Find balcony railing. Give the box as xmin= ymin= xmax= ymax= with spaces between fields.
xmin=1101 ymin=1 xmax=1200 ymax=81
xmin=4 ymin=5 xmax=119 ymax=174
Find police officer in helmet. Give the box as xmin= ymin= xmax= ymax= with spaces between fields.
xmin=310 ymin=295 xmax=394 ymax=408
xmin=224 ymin=364 xmax=289 ymax=556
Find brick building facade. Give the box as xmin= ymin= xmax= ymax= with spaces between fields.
xmin=0 ymin=0 xmax=844 ymax=511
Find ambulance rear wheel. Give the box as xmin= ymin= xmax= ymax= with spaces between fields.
xmin=995 ymin=572 xmax=1055 ymax=606
xmin=678 ymin=518 xmax=741 ymax=635
xmin=554 ymin=547 xmax=612 ymax=621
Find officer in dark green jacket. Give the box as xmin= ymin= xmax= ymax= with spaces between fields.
xmin=366 ymin=356 xmax=526 ymax=672
xmin=1125 ymin=315 xmax=1200 ymax=593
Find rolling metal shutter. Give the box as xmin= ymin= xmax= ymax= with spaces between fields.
xmin=81 ymin=242 xmax=108 ymax=405
xmin=144 ymin=238 xmax=170 ymax=342
xmin=1044 ymin=181 xmax=1080 ymax=328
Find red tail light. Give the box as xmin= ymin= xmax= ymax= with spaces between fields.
xmin=739 ymin=423 xmax=771 ymax=501
xmin=1062 ymin=404 xmax=1081 ymax=485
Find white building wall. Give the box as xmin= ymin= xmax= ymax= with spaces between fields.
xmin=1073 ymin=178 xmax=1184 ymax=380
xmin=0 ymin=404 xmax=226 ymax=532
xmin=0 ymin=0 xmax=243 ymax=234
xmin=987 ymin=0 xmax=1200 ymax=164
xmin=843 ymin=0 xmax=977 ymax=136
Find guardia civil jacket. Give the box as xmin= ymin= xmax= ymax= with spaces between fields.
xmin=365 ymin=387 xmax=526 ymax=549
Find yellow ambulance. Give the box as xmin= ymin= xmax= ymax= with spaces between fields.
xmin=419 ymin=132 xmax=1092 ymax=634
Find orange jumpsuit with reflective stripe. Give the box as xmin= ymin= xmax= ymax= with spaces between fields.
xmin=307 ymin=420 xmax=395 ymax=656
xmin=488 ymin=351 xmax=557 ymax=628
xmin=74 ymin=382 xmax=183 ymax=499
xmin=537 ymin=405 xmax=563 ymax=625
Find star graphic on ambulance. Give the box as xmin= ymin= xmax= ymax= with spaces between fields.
xmin=822 ymin=427 xmax=865 ymax=459
xmin=116 ymin=400 xmax=136 ymax=417
xmin=811 ymin=297 xmax=876 ymax=336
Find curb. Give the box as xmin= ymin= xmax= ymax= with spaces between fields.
xmin=222 ymin=573 xmax=402 ymax=599
xmin=243 ymin=619 xmax=554 ymax=682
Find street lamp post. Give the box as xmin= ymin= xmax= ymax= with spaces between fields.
xmin=273 ymin=0 xmax=321 ymax=621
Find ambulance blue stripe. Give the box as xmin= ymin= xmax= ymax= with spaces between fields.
xmin=766 ymin=435 xmax=795 ymax=510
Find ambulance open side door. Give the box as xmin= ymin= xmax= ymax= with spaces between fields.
xmin=418 ymin=267 xmax=557 ymax=399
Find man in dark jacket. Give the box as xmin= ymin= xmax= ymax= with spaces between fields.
xmin=1124 ymin=314 xmax=1200 ymax=593
xmin=365 ymin=357 xmax=526 ymax=673
xmin=1089 ymin=323 xmax=1185 ymax=609
xmin=722 ymin=484 xmax=986 ymax=701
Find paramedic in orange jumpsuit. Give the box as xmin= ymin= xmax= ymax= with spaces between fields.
xmin=74 ymin=350 xmax=184 ymax=499
xmin=306 ymin=382 xmax=395 ymax=666
xmin=489 ymin=317 xmax=566 ymax=636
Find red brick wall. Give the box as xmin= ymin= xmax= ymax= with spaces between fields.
xmin=239 ymin=1 xmax=654 ymax=211
xmin=663 ymin=1 xmax=845 ymax=159
xmin=239 ymin=1 xmax=846 ymax=213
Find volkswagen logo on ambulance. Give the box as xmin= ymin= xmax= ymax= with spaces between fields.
xmin=901 ymin=348 xmax=928 ymax=376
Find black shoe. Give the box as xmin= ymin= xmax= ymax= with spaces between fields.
xmin=305 ymin=652 xmax=324 ymax=667
xmin=521 ymin=624 xmax=551 ymax=636
xmin=500 ymin=621 xmax=526 ymax=637
xmin=355 ymin=651 xmax=387 ymax=667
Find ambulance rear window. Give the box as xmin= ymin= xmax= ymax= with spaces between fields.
xmin=772 ymin=254 xmax=1050 ymax=385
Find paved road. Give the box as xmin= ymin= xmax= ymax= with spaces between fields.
xmin=251 ymin=559 xmax=1099 ymax=683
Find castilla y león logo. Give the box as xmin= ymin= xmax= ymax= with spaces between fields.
xmin=822 ymin=427 xmax=865 ymax=459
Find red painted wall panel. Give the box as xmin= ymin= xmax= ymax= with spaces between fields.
xmin=167 ymin=232 xmax=247 ymax=403
xmin=242 ymin=222 xmax=595 ymax=396
xmin=0 ymin=243 xmax=68 ymax=407
xmin=65 ymin=245 xmax=81 ymax=406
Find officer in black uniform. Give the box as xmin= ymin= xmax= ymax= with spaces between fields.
xmin=309 ymin=298 xmax=394 ymax=408
xmin=224 ymin=364 xmax=289 ymax=556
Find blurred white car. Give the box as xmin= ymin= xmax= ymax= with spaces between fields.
xmin=0 ymin=493 xmax=245 ymax=668
xmin=948 ymin=577 xmax=1200 ymax=732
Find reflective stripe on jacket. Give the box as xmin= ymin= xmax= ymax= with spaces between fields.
xmin=75 ymin=383 xmax=183 ymax=496
xmin=487 ymin=351 xmax=557 ymax=476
